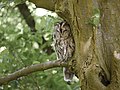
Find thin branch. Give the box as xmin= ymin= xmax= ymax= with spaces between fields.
xmin=0 ymin=60 xmax=67 ymax=85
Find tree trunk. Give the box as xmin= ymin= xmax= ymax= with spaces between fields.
xmin=30 ymin=0 xmax=120 ymax=90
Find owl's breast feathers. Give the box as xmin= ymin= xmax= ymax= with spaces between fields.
xmin=53 ymin=21 xmax=76 ymax=83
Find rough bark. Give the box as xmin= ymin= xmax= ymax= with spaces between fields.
xmin=98 ymin=0 xmax=120 ymax=90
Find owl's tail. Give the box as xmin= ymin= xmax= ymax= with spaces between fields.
xmin=63 ymin=67 xmax=74 ymax=84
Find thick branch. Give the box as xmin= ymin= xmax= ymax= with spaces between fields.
xmin=28 ymin=0 xmax=70 ymax=21
xmin=0 ymin=60 xmax=67 ymax=85
xmin=29 ymin=0 xmax=56 ymax=11
xmin=17 ymin=3 xmax=37 ymax=32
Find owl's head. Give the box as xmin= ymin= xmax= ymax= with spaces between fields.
xmin=54 ymin=21 xmax=71 ymax=39
xmin=61 ymin=21 xmax=70 ymax=33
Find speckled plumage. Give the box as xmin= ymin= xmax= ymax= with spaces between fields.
xmin=53 ymin=21 xmax=75 ymax=83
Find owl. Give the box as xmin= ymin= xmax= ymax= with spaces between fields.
xmin=53 ymin=21 xmax=75 ymax=83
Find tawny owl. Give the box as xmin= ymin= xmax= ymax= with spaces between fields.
xmin=53 ymin=21 xmax=75 ymax=83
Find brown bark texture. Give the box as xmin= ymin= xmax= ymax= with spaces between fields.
xmin=29 ymin=0 xmax=120 ymax=90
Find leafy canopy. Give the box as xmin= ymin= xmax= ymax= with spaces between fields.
xmin=0 ymin=1 xmax=79 ymax=90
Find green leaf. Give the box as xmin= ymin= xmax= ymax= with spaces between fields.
xmin=32 ymin=61 xmax=40 ymax=64
xmin=88 ymin=8 xmax=100 ymax=27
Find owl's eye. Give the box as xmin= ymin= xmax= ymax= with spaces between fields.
xmin=63 ymin=30 xmax=67 ymax=32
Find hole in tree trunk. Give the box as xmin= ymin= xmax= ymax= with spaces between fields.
xmin=99 ymin=71 xmax=110 ymax=86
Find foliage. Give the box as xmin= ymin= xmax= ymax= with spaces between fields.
xmin=0 ymin=0 xmax=26 ymax=5
xmin=88 ymin=8 xmax=100 ymax=27
xmin=0 ymin=2 xmax=79 ymax=90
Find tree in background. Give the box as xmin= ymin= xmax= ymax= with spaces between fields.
xmin=0 ymin=0 xmax=120 ymax=90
